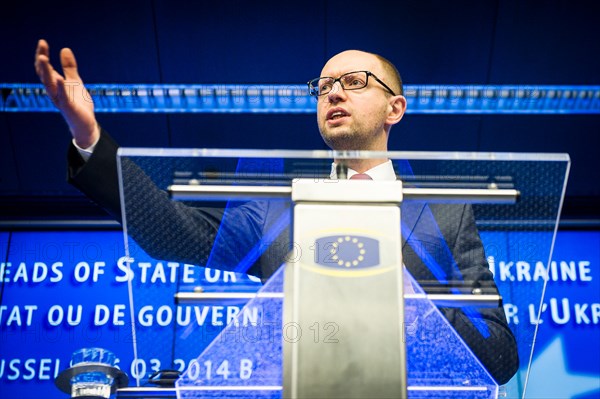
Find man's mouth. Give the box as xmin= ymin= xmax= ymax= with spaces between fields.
xmin=327 ymin=108 xmax=350 ymax=121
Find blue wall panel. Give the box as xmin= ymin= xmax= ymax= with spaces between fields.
xmin=2 ymin=0 xmax=160 ymax=83
xmin=153 ymin=1 xmax=326 ymax=84
xmin=324 ymin=0 xmax=498 ymax=85
xmin=0 ymin=1 xmax=598 ymax=220
xmin=491 ymin=1 xmax=600 ymax=84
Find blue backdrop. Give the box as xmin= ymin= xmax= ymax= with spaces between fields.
xmin=1 ymin=230 xmax=598 ymax=398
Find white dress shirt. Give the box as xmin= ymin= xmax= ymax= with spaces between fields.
xmin=330 ymin=160 xmax=397 ymax=181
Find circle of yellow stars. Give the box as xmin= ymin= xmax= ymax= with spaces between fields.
xmin=330 ymin=236 xmax=366 ymax=268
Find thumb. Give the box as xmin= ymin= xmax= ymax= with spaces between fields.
xmin=60 ymin=47 xmax=81 ymax=82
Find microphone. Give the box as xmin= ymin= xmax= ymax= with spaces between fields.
xmin=336 ymin=162 xmax=348 ymax=180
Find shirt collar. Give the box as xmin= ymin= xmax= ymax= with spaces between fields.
xmin=330 ymin=160 xmax=396 ymax=181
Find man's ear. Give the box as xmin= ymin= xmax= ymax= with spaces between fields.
xmin=386 ymin=95 xmax=407 ymax=126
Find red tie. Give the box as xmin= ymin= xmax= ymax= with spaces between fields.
xmin=350 ymin=173 xmax=372 ymax=180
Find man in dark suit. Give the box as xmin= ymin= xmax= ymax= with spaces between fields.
xmin=35 ymin=41 xmax=519 ymax=384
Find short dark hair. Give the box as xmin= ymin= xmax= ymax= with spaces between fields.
xmin=373 ymin=53 xmax=403 ymax=96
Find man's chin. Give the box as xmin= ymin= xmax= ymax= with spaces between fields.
xmin=321 ymin=133 xmax=363 ymax=151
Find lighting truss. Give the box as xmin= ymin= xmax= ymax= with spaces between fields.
xmin=1 ymin=83 xmax=599 ymax=114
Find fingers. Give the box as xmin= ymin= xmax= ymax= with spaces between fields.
xmin=34 ymin=39 xmax=52 ymax=80
xmin=34 ymin=39 xmax=50 ymax=67
xmin=35 ymin=40 xmax=60 ymax=99
xmin=55 ymin=74 xmax=67 ymax=103
xmin=36 ymin=54 xmax=55 ymax=85
xmin=60 ymin=47 xmax=80 ymax=82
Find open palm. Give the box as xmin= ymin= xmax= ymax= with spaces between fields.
xmin=34 ymin=39 xmax=99 ymax=148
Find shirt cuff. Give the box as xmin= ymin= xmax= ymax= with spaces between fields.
xmin=72 ymin=137 xmax=100 ymax=162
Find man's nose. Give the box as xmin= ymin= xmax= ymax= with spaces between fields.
xmin=326 ymin=81 xmax=346 ymax=102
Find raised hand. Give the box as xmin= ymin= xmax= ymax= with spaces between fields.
xmin=34 ymin=39 xmax=99 ymax=148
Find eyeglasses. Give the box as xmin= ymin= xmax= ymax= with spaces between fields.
xmin=308 ymin=70 xmax=397 ymax=97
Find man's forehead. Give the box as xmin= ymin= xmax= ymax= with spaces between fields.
xmin=321 ymin=50 xmax=381 ymax=76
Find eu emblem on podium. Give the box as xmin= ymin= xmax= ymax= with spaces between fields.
xmin=314 ymin=235 xmax=380 ymax=269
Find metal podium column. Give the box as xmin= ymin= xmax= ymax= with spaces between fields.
xmin=283 ymin=179 xmax=407 ymax=399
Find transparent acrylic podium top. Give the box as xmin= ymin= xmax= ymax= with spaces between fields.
xmin=117 ymin=148 xmax=569 ymax=399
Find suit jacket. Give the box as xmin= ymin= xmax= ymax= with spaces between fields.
xmin=67 ymin=128 xmax=519 ymax=384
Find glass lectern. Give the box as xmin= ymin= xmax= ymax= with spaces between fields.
xmin=115 ymin=149 xmax=569 ymax=399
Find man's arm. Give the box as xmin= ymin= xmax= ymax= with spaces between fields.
xmin=403 ymin=203 xmax=519 ymax=384
xmin=67 ymin=129 xmax=122 ymax=220
xmin=445 ymin=204 xmax=520 ymax=385
xmin=35 ymin=40 xmax=270 ymax=275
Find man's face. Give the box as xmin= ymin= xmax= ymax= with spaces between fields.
xmin=316 ymin=50 xmax=394 ymax=151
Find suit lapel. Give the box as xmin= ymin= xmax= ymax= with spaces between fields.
xmin=400 ymin=202 xmax=426 ymax=249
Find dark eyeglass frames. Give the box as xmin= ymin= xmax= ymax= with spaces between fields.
xmin=308 ymin=70 xmax=397 ymax=97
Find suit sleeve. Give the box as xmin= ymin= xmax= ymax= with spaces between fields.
xmin=67 ymin=129 xmax=124 ymax=222
xmin=441 ymin=204 xmax=520 ymax=385
xmin=66 ymin=128 xmax=265 ymax=273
